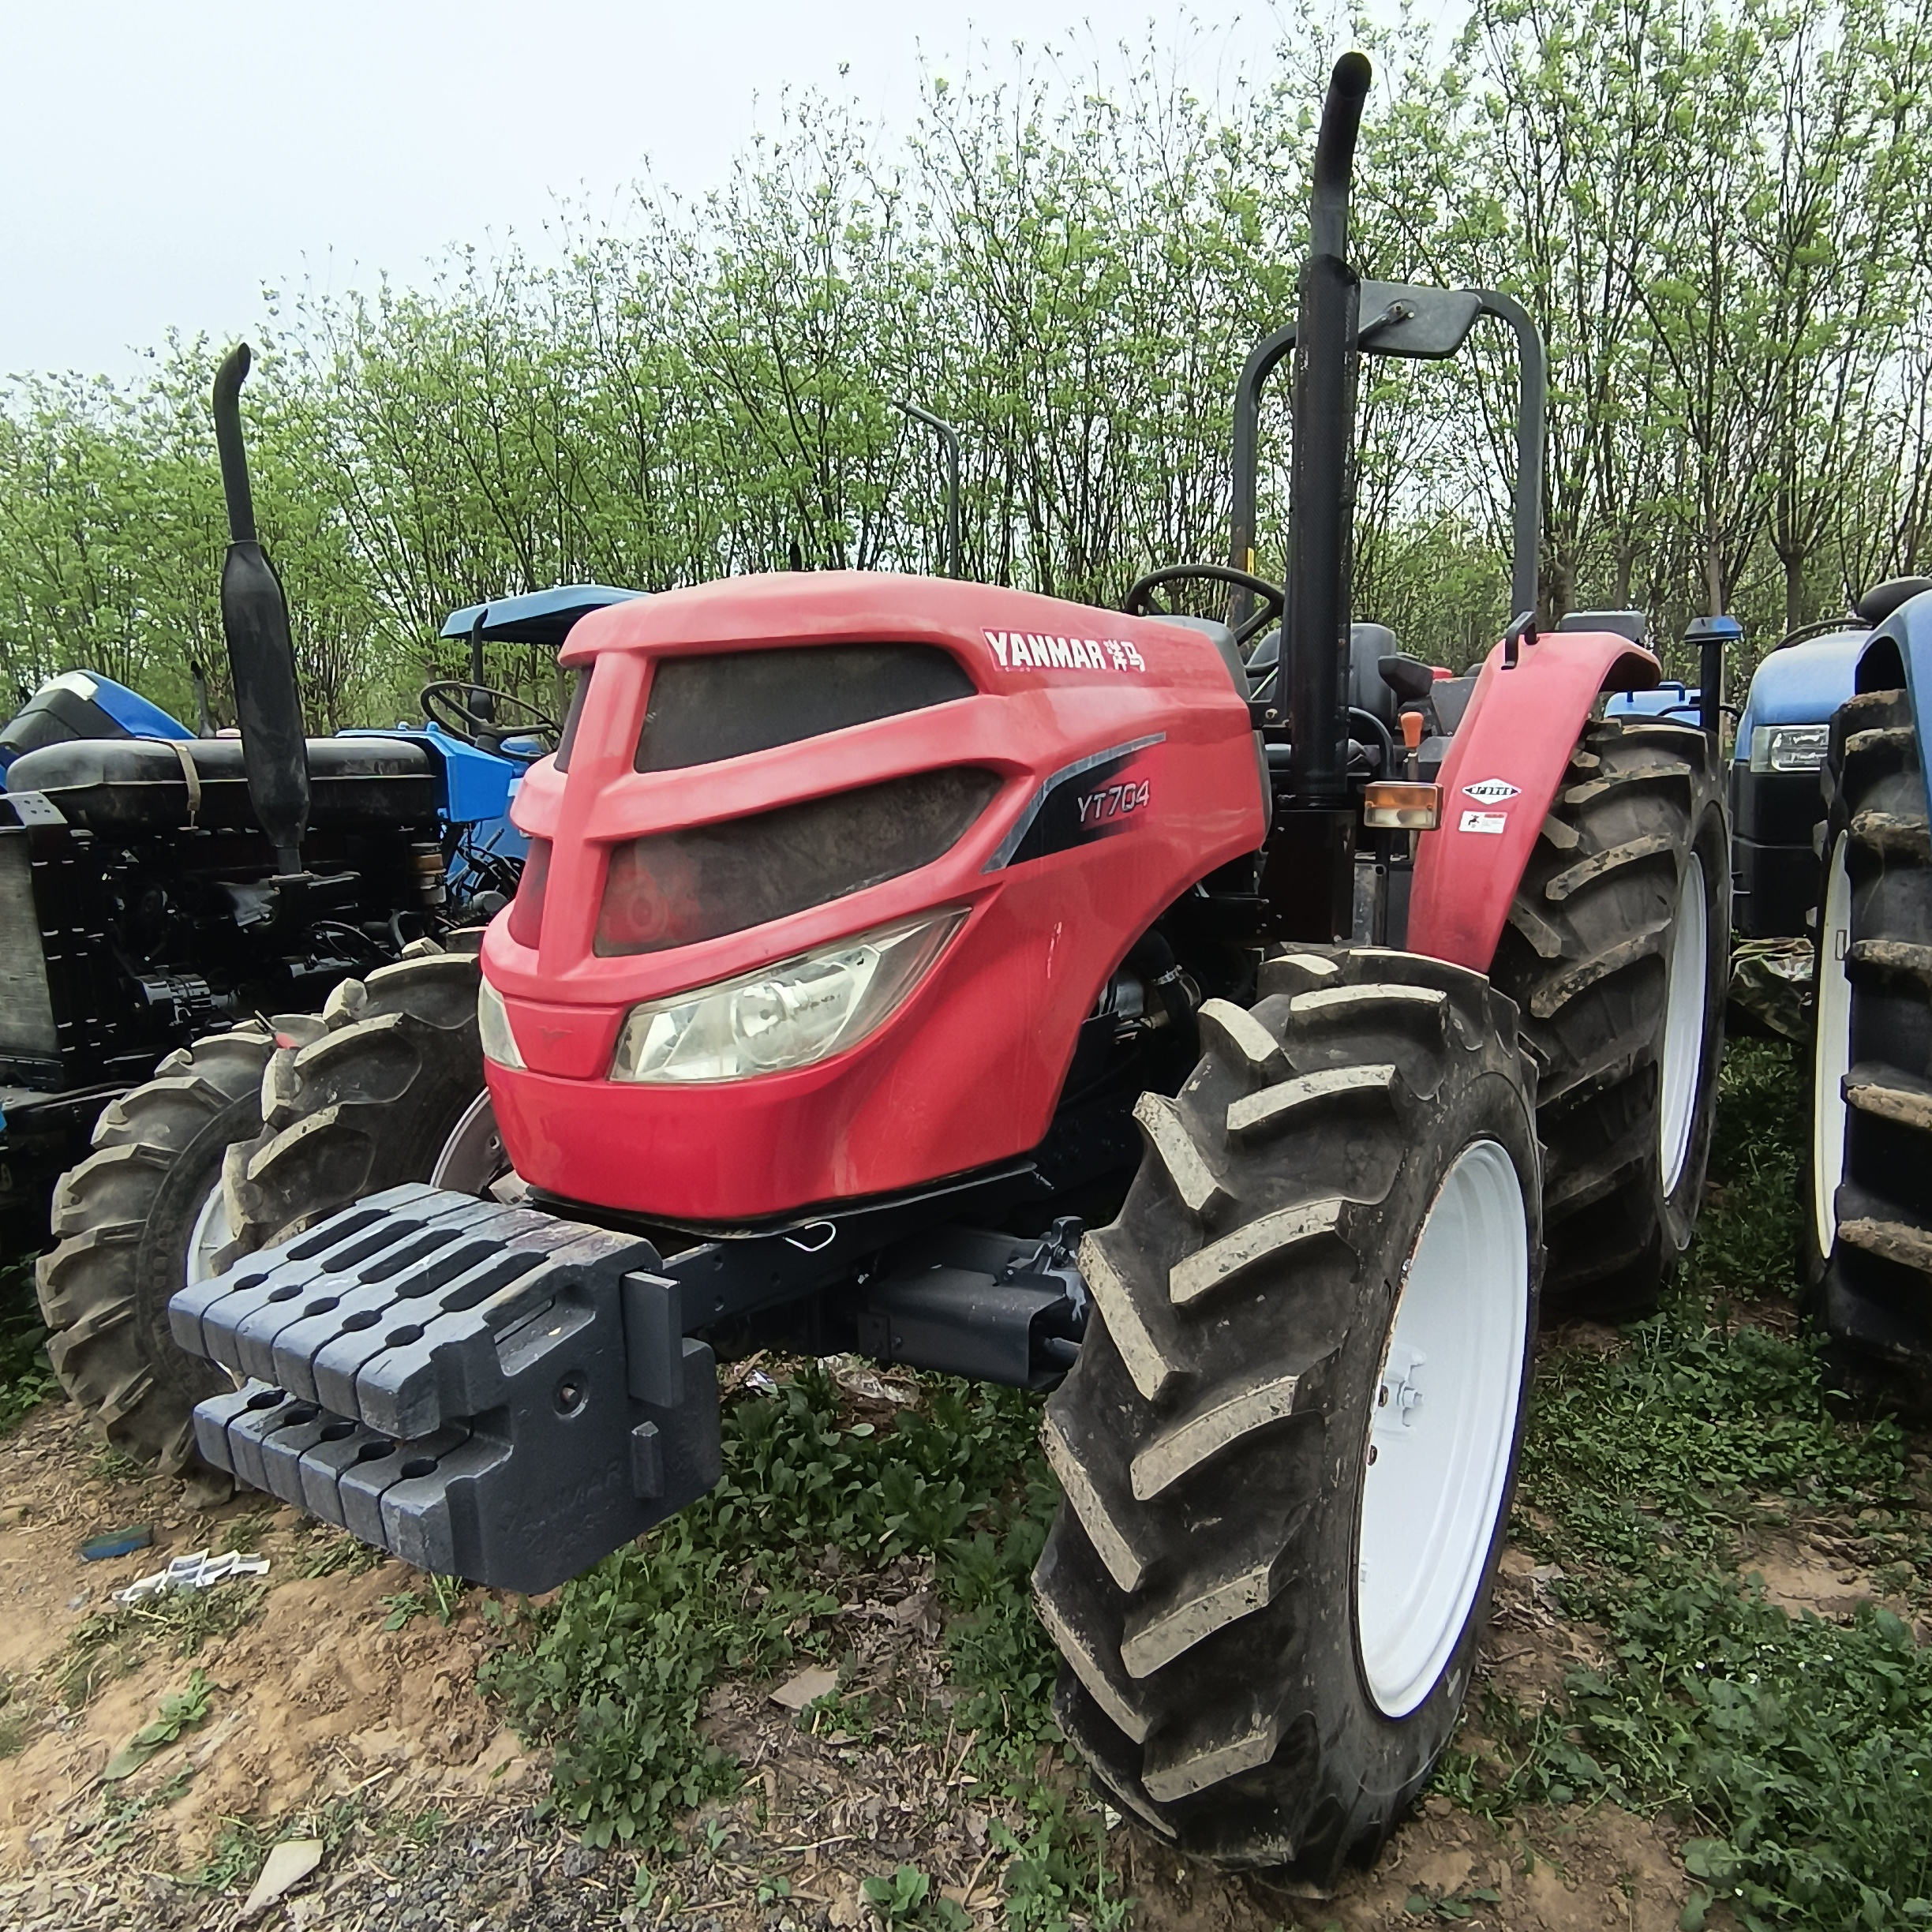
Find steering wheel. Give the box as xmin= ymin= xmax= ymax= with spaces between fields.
xmin=1123 ymin=564 xmax=1286 ymax=649
xmin=420 ymin=681 xmax=561 ymax=753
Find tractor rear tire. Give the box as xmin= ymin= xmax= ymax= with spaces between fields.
xmin=34 ymin=1023 xmax=312 ymax=1470
xmin=1803 ymin=688 xmax=1932 ymax=1413
xmin=1489 ymin=717 xmax=1728 ymax=1318
xmin=1032 ymin=947 xmax=1540 ymax=1882
xmin=223 ymin=945 xmax=492 ymax=1256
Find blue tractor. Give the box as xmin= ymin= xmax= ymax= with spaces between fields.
xmin=1597 ymin=576 xmax=1932 ymax=1406
xmin=1804 ymin=581 xmax=1932 ymax=1411
xmin=1593 ymin=587 xmax=1927 ymax=1041
xmin=3 ymin=342 xmax=640 ymax=1470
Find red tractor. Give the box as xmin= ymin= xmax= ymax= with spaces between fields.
xmin=168 ymin=54 xmax=1727 ymax=1885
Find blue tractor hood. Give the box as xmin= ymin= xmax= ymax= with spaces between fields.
xmin=2 ymin=670 xmax=193 ymax=781
xmin=1735 ymin=627 xmax=1867 ymax=751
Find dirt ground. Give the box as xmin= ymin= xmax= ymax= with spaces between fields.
xmin=0 ymin=1391 xmax=1760 ymax=1932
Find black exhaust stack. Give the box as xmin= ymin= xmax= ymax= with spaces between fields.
xmin=1286 ymin=52 xmax=1370 ymax=813
xmin=1256 ymin=52 xmax=1372 ymax=942
xmin=214 ymin=344 xmax=310 ymax=876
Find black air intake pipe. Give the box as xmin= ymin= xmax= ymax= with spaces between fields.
xmin=1285 ymin=52 xmax=1371 ymax=811
xmin=214 ymin=344 xmax=310 ymax=875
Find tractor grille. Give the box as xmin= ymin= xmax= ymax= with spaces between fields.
xmin=635 ymin=644 xmax=973 ymax=773
xmin=507 ymin=838 xmax=550 ymax=948
xmin=595 ymin=767 xmax=1000 ymax=956
xmin=0 ymin=833 xmax=57 ymax=1058
xmin=553 ymin=670 xmax=591 ymax=772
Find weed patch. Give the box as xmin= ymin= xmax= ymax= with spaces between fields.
xmin=0 ymin=1258 xmax=56 ymax=1434
xmin=0 ymin=1677 xmax=30 ymax=1759
xmin=483 ymin=1363 xmax=1125 ymax=1925
xmin=484 ymin=1368 xmax=1049 ymax=1846
xmin=294 ymin=1526 xmax=386 ymax=1582
xmin=380 ymin=1574 xmax=465 ymax=1630
xmin=103 ymin=1668 xmax=212 ymax=1779
xmin=57 ymin=1578 xmax=271 ymax=1709
xmin=192 ymin=1793 xmax=365 ymax=1893
xmin=864 ymin=1863 xmax=972 ymax=1930
xmin=1450 ymin=1040 xmax=1932 ymax=1927
xmin=1686 ymin=1037 xmax=1803 ymax=1297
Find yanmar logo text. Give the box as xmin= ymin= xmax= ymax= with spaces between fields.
xmin=983 ymin=630 xmax=1147 ymax=673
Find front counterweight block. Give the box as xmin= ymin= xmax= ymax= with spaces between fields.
xmin=169 ymin=1183 xmax=721 ymax=1593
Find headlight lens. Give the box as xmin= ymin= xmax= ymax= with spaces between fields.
xmin=477 ymin=976 xmax=525 ymax=1069
xmin=1749 ymin=723 xmax=1830 ymax=773
xmin=609 ymin=908 xmax=967 ymax=1084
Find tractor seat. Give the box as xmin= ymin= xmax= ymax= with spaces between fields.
xmin=1245 ymin=623 xmax=1433 ymax=724
xmin=3 ymin=736 xmax=440 ymax=833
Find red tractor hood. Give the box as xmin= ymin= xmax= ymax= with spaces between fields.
xmin=480 ymin=573 xmax=1266 ymax=1222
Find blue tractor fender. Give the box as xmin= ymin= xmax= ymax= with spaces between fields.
xmin=1853 ymin=588 xmax=1932 ymax=823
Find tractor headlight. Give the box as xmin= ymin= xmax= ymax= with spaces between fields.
xmin=477 ymin=977 xmax=525 ymax=1069
xmin=608 ymin=908 xmax=967 ymax=1084
xmin=1748 ymin=724 xmax=1830 ymax=773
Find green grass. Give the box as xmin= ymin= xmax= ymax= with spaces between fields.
xmin=0 ymin=1257 xmax=56 ymax=1435
xmin=1442 ymin=1039 xmax=1932 ymax=1930
xmin=293 ymin=1526 xmax=387 ymax=1582
xmin=479 ymin=1036 xmax=1931 ymax=1930
xmin=483 ymin=1368 xmax=1058 ymax=1846
xmin=1685 ymin=1037 xmax=1806 ymax=1298
xmin=481 ymin=1364 xmax=1124 ymax=1926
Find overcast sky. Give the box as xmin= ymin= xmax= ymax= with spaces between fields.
xmin=0 ymin=0 xmax=1346 ymax=384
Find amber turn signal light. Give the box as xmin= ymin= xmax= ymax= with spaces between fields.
xmin=1362 ymin=781 xmax=1441 ymax=829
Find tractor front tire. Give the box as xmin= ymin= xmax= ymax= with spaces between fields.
xmin=224 ymin=945 xmax=490 ymax=1256
xmin=1804 ymin=688 xmax=1932 ymax=1413
xmin=1032 ymin=947 xmax=1540 ymax=1882
xmin=35 ymin=1025 xmax=292 ymax=1470
xmin=1490 ymin=717 xmax=1728 ymax=1318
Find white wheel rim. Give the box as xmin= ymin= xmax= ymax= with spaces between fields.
xmin=185 ymin=1174 xmax=235 ymax=1287
xmin=1811 ymin=833 xmax=1853 ymax=1252
xmin=1355 ymin=1139 xmax=1528 ymax=1719
xmin=430 ymin=1089 xmax=511 ymax=1196
xmin=1657 ymin=852 xmax=1709 ymax=1194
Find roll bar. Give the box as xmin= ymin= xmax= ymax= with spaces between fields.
xmin=1228 ymin=286 xmax=1547 ymax=637
xmin=895 ymin=400 xmax=964 ymax=580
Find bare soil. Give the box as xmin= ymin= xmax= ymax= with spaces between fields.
xmin=0 ymin=1394 xmax=1750 ymax=1932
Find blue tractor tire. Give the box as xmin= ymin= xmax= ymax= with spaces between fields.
xmin=1805 ymin=686 xmax=1932 ymax=1413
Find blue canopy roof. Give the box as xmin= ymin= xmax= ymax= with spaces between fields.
xmin=440 ymin=583 xmax=646 ymax=649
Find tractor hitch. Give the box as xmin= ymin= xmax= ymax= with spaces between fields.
xmin=169 ymin=1183 xmax=721 ymax=1593
xmin=857 ymin=1219 xmax=1089 ymax=1390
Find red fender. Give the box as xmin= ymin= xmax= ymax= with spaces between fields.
xmin=1406 ymin=630 xmax=1660 ymax=973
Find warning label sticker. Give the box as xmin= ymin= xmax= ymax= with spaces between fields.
xmin=1459 ymin=811 xmax=1508 ymax=835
